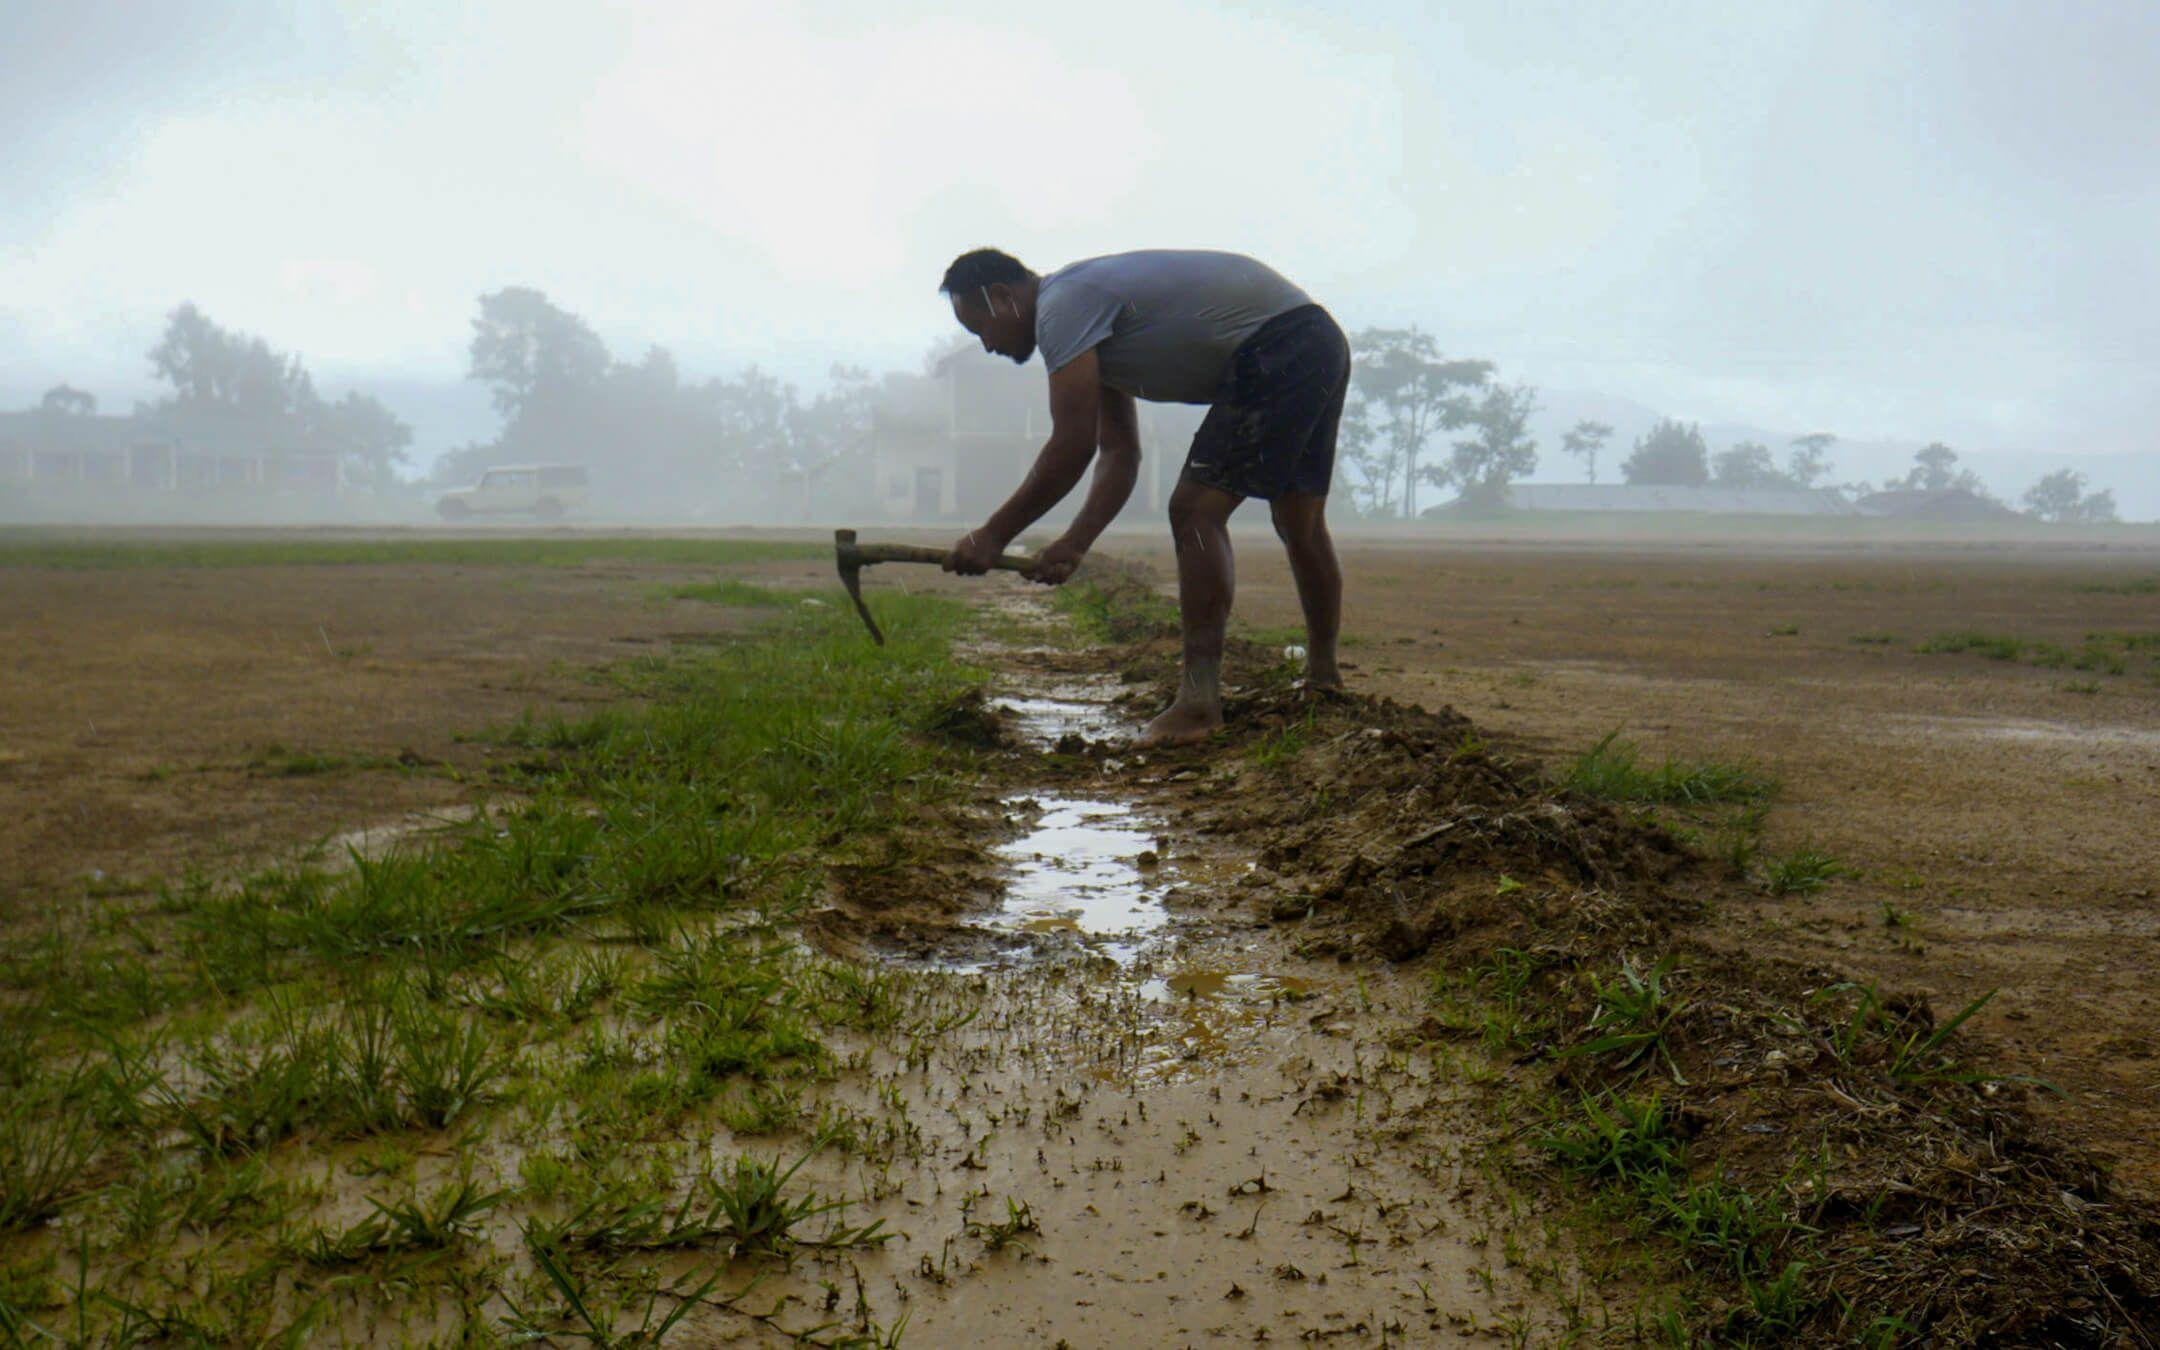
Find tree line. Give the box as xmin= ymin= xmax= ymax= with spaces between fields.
xmin=7 ymin=305 xmax=2126 ymax=524
xmin=16 ymin=304 xmax=414 ymax=488
xmin=1330 ymin=325 xmax=2119 ymax=523
xmin=437 ymin=286 xmax=876 ymax=515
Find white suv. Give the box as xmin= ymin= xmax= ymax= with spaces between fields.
xmin=436 ymin=464 xmax=590 ymax=521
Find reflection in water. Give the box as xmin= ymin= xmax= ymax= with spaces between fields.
xmin=1140 ymin=970 xmax=1315 ymax=1003
xmin=988 ymin=684 xmax=1125 ymax=745
xmin=1129 ymin=967 xmax=1323 ymax=1079
xmin=918 ymin=682 xmax=1335 ymax=1082
xmin=991 ymin=795 xmax=1167 ymax=962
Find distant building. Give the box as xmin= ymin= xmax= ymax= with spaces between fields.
xmin=0 ymin=409 xmax=343 ymax=500
xmin=869 ymin=348 xmax=1203 ymax=522
xmin=1450 ymin=483 xmax=1857 ymax=516
xmin=1853 ymin=487 xmax=2021 ymax=522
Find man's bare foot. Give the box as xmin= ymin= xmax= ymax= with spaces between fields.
xmin=1138 ymin=699 xmax=1222 ymax=748
xmin=1305 ymin=655 xmax=1343 ymax=689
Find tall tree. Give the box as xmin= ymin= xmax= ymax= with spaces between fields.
xmin=1889 ymin=441 xmax=1991 ymax=497
xmin=779 ymin=365 xmax=877 ymax=519
xmin=1619 ymin=419 xmax=1710 ymax=486
xmin=1787 ymin=432 xmax=1837 ymax=488
xmin=1339 ymin=328 xmax=1491 ymax=518
xmin=1709 ymin=441 xmax=1790 ymax=489
xmin=1444 ymin=383 xmax=1539 ymax=510
xmin=2074 ymin=489 xmax=2120 ymax=524
xmin=1906 ymin=441 xmax=1959 ymax=490
xmin=313 ymin=391 xmax=413 ymax=489
xmin=2022 ymin=469 xmax=2086 ymax=521
xmin=2022 ymin=469 xmax=2117 ymax=524
xmin=149 ymin=302 xmax=317 ymax=430
xmin=468 ymin=287 xmax=611 ymax=423
xmin=1561 ymin=419 xmax=1611 ymax=484
xmin=144 ymin=303 xmax=408 ymax=483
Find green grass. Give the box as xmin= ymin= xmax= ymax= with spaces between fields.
xmin=525 ymin=1138 xmax=885 ymax=1261
xmin=1918 ymin=628 xmax=2155 ymax=676
xmin=1762 ymin=847 xmax=1847 ymax=896
xmin=0 ymin=535 xmax=822 ymax=570
xmin=1430 ymin=947 xmax=1556 ymax=1054
xmin=0 ymin=585 xmax=984 ymax=1335
xmin=1051 ymin=563 xmax=1179 ymax=642
xmin=1807 ymin=983 xmax=2041 ymax=1093
xmin=2093 ymin=630 xmax=2160 ymax=651
xmin=1917 ymin=630 xmax=2025 ymax=660
xmin=1561 ymin=732 xmax=1778 ymax=806
xmin=1847 ymin=632 xmax=1900 ymax=646
xmin=2070 ymin=575 xmax=2158 ymax=595
xmin=1556 ymin=956 xmax=1687 ymax=1079
xmin=285 ymin=1178 xmax=507 ymax=1267
xmin=1249 ymin=706 xmax=1319 ymax=769
xmin=1539 ymin=1092 xmax=1681 ymax=1181
xmin=666 ymin=578 xmax=794 ymax=606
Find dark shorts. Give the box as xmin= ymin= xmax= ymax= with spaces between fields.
xmin=1181 ymin=303 xmax=1351 ymax=501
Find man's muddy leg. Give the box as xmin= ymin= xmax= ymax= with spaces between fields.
xmin=1269 ymin=491 xmax=1342 ymax=688
xmin=1142 ymin=477 xmax=1244 ymax=746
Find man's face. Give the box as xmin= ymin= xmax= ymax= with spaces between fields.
xmin=951 ymin=285 xmax=1034 ymax=364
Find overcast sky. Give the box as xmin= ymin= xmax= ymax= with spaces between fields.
xmin=3 ymin=1 xmax=2154 ymax=509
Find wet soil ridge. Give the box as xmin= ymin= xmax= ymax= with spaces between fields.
xmin=1046 ymin=562 xmax=2160 ymax=1344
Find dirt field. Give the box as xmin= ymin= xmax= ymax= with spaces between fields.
xmin=4 ymin=525 xmax=2158 ymax=1341
xmin=5 ymin=535 xmax=2157 ymax=1156
xmin=1193 ymin=535 xmax=2160 ymax=1193
xmin=0 ymin=549 xmax=783 ymax=900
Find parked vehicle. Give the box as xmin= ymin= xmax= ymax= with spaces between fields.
xmin=435 ymin=464 xmax=590 ymax=520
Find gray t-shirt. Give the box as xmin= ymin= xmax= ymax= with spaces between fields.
xmin=1033 ymin=250 xmax=1312 ymax=404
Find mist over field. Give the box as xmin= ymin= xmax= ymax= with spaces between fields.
xmin=2 ymin=1 xmax=2154 ymax=524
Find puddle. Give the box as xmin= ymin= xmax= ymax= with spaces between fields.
xmin=987 ymin=795 xmax=1169 ymax=962
xmin=1139 ymin=968 xmax=1316 ymax=1004
xmin=987 ymin=678 xmax=1127 ymax=745
xmin=938 ymin=684 xmax=1305 ymax=1053
xmin=1889 ymin=715 xmax=2160 ymax=753
xmin=317 ymin=806 xmax=483 ymax=863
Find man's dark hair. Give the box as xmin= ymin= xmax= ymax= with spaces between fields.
xmin=939 ymin=248 xmax=1031 ymax=296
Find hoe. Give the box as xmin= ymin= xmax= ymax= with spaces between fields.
xmin=833 ymin=528 xmax=1032 ymax=645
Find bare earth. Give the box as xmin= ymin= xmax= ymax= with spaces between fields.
xmin=1192 ymin=532 xmax=2160 ymax=1193
xmin=0 ymin=559 xmax=743 ymax=899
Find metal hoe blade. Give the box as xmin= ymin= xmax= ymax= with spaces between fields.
xmin=833 ymin=528 xmax=886 ymax=645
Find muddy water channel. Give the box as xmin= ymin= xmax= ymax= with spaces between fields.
xmin=799 ymin=666 xmax=1582 ymax=1343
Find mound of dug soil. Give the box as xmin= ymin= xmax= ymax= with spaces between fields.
xmin=1103 ymin=661 xmax=2160 ymax=1342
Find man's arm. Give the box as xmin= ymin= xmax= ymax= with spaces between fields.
xmin=1064 ymin=386 xmax=1140 ymax=551
xmin=1021 ymin=385 xmax=1140 ymax=584
xmin=945 ymin=350 xmax=1102 ymax=572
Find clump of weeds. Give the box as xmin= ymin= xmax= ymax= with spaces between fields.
xmin=703 ymin=1141 xmax=888 ymax=1258
xmin=286 ymin=1177 xmax=507 ymax=1267
xmin=963 ymin=1194 xmax=1042 ymax=1254
xmin=1762 ymin=847 xmax=1848 ymax=896
xmin=1562 ymin=731 xmax=1778 ymax=806
xmin=1558 ymin=955 xmax=1688 ymax=1081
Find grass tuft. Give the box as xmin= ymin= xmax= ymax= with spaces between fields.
xmin=1562 ymin=731 xmax=1778 ymax=806
xmin=1762 ymin=848 xmax=1847 ymax=896
xmin=667 ymin=578 xmax=792 ymax=607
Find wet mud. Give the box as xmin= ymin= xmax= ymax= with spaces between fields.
xmin=774 ymin=660 xmax=1581 ymax=1343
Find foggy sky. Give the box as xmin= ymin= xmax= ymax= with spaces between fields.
xmin=3 ymin=1 xmax=2154 ymax=512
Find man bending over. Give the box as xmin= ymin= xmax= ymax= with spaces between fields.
xmin=939 ymin=247 xmax=1351 ymax=747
